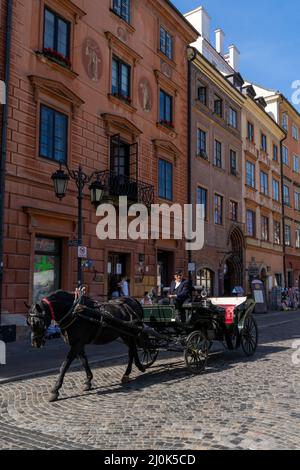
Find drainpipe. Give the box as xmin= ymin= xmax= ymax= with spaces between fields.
xmin=187 ymin=47 xmax=197 ymax=283
xmin=280 ymin=132 xmax=288 ymax=288
xmin=0 ymin=0 xmax=13 ymax=324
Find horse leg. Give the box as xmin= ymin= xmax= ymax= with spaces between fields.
xmin=49 ymin=345 xmax=78 ymax=402
xmin=79 ymin=348 xmax=93 ymax=391
xmin=121 ymin=337 xmax=135 ymax=384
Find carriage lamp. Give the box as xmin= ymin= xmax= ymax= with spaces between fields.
xmin=51 ymin=167 xmax=70 ymax=200
xmin=89 ymin=180 xmax=105 ymax=207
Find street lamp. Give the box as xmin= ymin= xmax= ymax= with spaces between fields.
xmin=51 ymin=162 xmax=105 ymax=286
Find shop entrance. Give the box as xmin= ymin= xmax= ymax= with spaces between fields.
xmin=107 ymin=253 xmax=130 ymax=298
xmin=157 ymin=251 xmax=174 ymax=295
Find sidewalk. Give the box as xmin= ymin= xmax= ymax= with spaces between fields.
xmin=0 ymin=336 xmax=128 ymax=384
xmin=0 ymin=309 xmax=298 ymax=384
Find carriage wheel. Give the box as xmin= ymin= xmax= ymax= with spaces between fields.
xmin=138 ymin=349 xmax=159 ymax=369
xmin=241 ymin=315 xmax=258 ymax=357
xmin=184 ymin=331 xmax=209 ymax=374
xmin=225 ymin=325 xmax=241 ymax=350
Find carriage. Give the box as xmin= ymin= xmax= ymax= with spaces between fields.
xmin=137 ymin=293 xmax=258 ymax=374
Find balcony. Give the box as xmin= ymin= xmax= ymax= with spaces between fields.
xmin=95 ymin=171 xmax=155 ymax=208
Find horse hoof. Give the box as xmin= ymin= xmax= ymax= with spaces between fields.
xmin=83 ymin=383 xmax=92 ymax=392
xmin=121 ymin=375 xmax=131 ymax=384
xmin=49 ymin=392 xmax=59 ymax=403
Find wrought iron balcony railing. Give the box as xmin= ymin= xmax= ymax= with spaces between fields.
xmin=94 ymin=170 xmax=155 ymax=208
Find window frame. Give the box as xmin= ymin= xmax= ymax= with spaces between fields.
xmin=247 ymin=121 xmax=254 ymax=142
xmin=159 ymin=89 xmax=173 ymax=127
xmin=159 ymin=26 xmax=173 ymax=60
xmin=43 ymin=6 xmax=71 ymax=61
xmin=214 ymin=193 xmax=223 ymax=226
xmin=214 ymin=95 xmax=223 ymax=118
xmin=39 ymin=103 xmax=68 ymax=163
xmin=246 ymin=209 xmax=256 ymax=238
xmin=261 ymin=216 xmax=269 ymax=242
xmin=158 ymin=158 xmax=173 ymax=201
xmin=272 ymin=178 xmax=280 ymax=202
xmin=229 ymin=107 xmax=238 ymax=129
xmin=112 ymin=55 xmax=131 ymax=102
xmin=197 ymin=186 xmax=208 ymax=221
xmin=214 ymin=140 xmax=222 ymax=168
xmin=246 ymin=161 xmax=255 ymax=188
xmin=261 ymin=133 xmax=267 ymax=153
xmin=229 ymin=200 xmax=238 ymax=222
xmin=274 ymin=221 xmax=281 ymax=245
xmin=112 ymin=0 xmax=131 ymax=24
xmin=260 ymin=170 xmax=269 ymax=196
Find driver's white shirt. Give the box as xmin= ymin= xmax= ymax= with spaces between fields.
xmin=175 ymin=281 xmax=181 ymax=289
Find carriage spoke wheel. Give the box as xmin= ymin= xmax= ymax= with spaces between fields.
xmin=138 ymin=349 xmax=159 ymax=369
xmin=184 ymin=331 xmax=208 ymax=374
xmin=241 ymin=315 xmax=258 ymax=357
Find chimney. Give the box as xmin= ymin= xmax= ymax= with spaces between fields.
xmin=185 ymin=6 xmax=211 ymax=42
xmin=215 ymin=29 xmax=225 ymax=55
xmin=228 ymin=45 xmax=240 ymax=72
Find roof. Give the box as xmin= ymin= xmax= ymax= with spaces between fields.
xmin=163 ymin=0 xmax=199 ymax=37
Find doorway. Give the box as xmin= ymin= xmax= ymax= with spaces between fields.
xmin=108 ymin=253 xmax=130 ymax=298
xmin=157 ymin=251 xmax=174 ymax=295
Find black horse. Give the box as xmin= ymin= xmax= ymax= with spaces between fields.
xmin=26 ymin=290 xmax=146 ymax=402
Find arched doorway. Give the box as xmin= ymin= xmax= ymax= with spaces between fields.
xmin=224 ymin=226 xmax=245 ymax=295
xmin=196 ymin=268 xmax=214 ymax=296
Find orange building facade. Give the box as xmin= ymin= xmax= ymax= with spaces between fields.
xmin=0 ymin=0 xmax=197 ymax=324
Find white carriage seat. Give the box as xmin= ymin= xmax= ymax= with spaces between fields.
xmin=209 ymin=297 xmax=247 ymax=308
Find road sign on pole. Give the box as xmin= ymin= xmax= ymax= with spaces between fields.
xmin=78 ymin=246 xmax=88 ymax=259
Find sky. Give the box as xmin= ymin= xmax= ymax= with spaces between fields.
xmin=173 ymin=0 xmax=300 ymax=113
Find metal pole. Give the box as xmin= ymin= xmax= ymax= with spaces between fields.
xmin=0 ymin=0 xmax=13 ymax=323
xmin=77 ymin=165 xmax=83 ymax=287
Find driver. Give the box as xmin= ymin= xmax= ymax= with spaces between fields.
xmin=168 ymin=270 xmax=192 ymax=307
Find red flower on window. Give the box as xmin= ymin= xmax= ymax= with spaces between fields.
xmin=43 ymin=48 xmax=71 ymax=68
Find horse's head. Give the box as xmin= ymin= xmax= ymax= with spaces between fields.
xmin=25 ymin=302 xmax=51 ymax=348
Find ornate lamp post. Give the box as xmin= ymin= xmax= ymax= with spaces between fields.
xmin=51 ymin=162 xmax=105 ymax=286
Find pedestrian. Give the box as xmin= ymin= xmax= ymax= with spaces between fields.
xmin=120 ymin=277 xmax=130 ymax=297
xmin=141 ymin=291 xmax=152 ymax=305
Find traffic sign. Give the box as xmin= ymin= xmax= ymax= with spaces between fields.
xmin=78 ymin=246 xmax=88 ymax=259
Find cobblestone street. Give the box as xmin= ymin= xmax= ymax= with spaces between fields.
xmin=0 ymin=312 xmax=299 ymax=450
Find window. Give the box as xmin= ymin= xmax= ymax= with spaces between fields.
xmin=274 ymin=221 xmax=281 ymax=245
xmin=275 ymin=273 xmax=283 ymax=287
xmin=43 ymin=8 xmax=71 ymax=64
xmin=160 ymin=27 xmax=173 ymax=60
xmin=214 ymin=194 xmax=223 ymax=225
xmin=158 ymin=159 xmax=173 ymax=200
xmin=287 ymin=271 xmax=293 ymax=288
xmin=261 ymin=216 xmax=269 ymax=242
xmin=230 ymin=150 xmax=237 ymax=175
xmin=229 ymin=108 xmax=238 ymax=129
xmin=110 ymin=136 xmax=130 ymax=177
xmin=295 ymin=191 xmax=300 ymax=211
xmin=282 ymin=112 xmax=288 ymax=132
xmin=246 ymin=161 xmax=255 ymax=188
xmin=197 ymin=187 xmax=208 ymax=221
xmin=230 ymin=200 xmax=238 ymax=222
xmin=33 ymin=237 xmax=61 ymax=304
xmin=39 ymin=105 xmax=68 ymax=162
xmin=283 ymin=185 xmax=290 ymax=206
xmin=112 ymin=56 xmax=131 ymax=101
xmin=159 ymin=90 xmax=173 ymax=127
xmin=196 ymin=268 xmax=214 ymax=295
xmin=296 ymin=229 xmax=300 ymax=249
xmin=260 ymin=171 xmax=269 ymax=196
xmin=261 ymin=133 xmax=267 ymax=152
xmin=282 ymin=145 xmax=289 ymax=165
xmin=285 ymin=225 xmax=291 ymax=246
xmin=246 ymin=210 xmax=255 ymax=237
xmin=198 ymin=85 xmax=207 ymax=105
xmin=112 ymin=0 xmax=130 ymax=23
xmin=214 ymin=96 xmax=223 ymax=117
xmin=272 ymin=179 xmax=280 ymax=202
xmin=197 ymin=129 xmax=207 ymax=158
xmin=293 ymin=155 xmax=299 ymax=173
xmin=292 ymin=124 xmax=299 ymax=140
xmin=273 ymin=144 xmax=278 ymax=161
xmin=247 ymin=122 xmax=254 ymax=142
xmin=214 ymin=140 xmax=222 ymax=168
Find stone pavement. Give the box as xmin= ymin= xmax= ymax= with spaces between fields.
xmin=0 ymin=311 xmax=299 ymax=450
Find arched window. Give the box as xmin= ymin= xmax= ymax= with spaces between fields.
xmin=197 ymin=268 xmax=214 ymax=295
